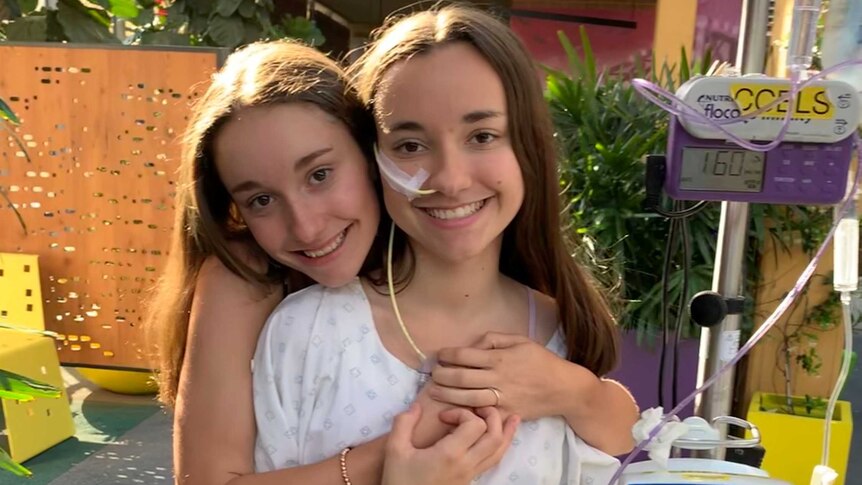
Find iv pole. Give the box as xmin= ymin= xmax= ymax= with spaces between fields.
xmin=692 ymin=0 xmax=771 ymax=459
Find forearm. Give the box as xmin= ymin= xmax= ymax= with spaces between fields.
xmin=226 ymin=436 xmax=387 ymax=485
xmin=556 ymin=365 xmax=639 ymax=456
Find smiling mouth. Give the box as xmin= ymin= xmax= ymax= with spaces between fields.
xmin=421 ymin=198 xmax=489 ymax=220
xmin=302 ymin=229 xmax=347 ymax=258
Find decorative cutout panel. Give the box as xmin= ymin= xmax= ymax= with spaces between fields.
xmin=0 ymin=252 xmax=45 ymax=331
xmin=0 ymin=44 xmax=224 ymax=369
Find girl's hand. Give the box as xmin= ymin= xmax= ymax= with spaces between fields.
xmin=409 ymin=378 xmax=458 ymax=448
xmin=430 ymin=332 xmax=601 ymax=422
xmin=382 ymin=404 xmax=520 ymax=485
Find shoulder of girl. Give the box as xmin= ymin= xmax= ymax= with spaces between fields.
xmin=534 ymin=291 xmax=558 ymax=316
xmin=267 ymin=280 xmax=362 ymax=328
xmin=271 ymin=283 xmax=329 ymax=318
xmin=259 ymin=282 xmax=366 ymax=364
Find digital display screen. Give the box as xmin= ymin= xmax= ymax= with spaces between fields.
xmin=679 ymin=148 xmax=765 ymax=192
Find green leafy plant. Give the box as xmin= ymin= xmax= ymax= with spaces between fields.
xmin=766 ymin=275 xmax=839 ymax=414
xmin=0 ymin=369 xmax=62 ymax=477
xmin=0 ymin=95 xmax=27 ymax=234
xmin=145 ymin=0 xmax=277 ymax=48
xmin=269 ymin=13 xmax=324 ymax=47
xmin=0 ymin=448 xmax=32 ymax=478
xmin=546 ymin=27 xmax=720 ymax=339
xmin=1 ymin=0 xmax=140 ymax=43
xmin=138 ymin=1 xmax=325 ymax=48
xmin=1 ymin=0 xmax=325 ymax=48
xmin=0 ymin=368 xmax=61 ymax=402
xmin=759 ymin=393 xmax=829 ymax=418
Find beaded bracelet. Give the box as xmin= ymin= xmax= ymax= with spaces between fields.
xmin=339 ymin=447 xmax=353 ymax=485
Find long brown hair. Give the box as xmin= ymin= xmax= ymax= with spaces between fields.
xmin=350 ymin=4 xmax=619 ymax=376
xmin=146 ymin=40 xmax=375 ymax=406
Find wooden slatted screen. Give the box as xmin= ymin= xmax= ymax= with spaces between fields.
xmin=0 ymin=44 xmax=224 ymax=370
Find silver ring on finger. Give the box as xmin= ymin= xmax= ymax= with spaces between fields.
xmin=488 ymin=387 xmax=502 ymax=406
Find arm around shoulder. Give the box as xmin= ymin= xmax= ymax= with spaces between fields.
xmin=231 ymin=283 xmax=390 ymax=485
xmin=173 ymin=254 xmax=283 ymax=485
xmin=561 ymin=371 xmax=639 ymax=456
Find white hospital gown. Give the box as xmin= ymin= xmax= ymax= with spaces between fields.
xmin=253 ymin=279 xmax=619 ymax=484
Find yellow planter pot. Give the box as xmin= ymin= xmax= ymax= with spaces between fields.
xmin=746 ymin=392 xmax=853 ymax=485
xmin=77 ymin=368 xmax=158 ymax=395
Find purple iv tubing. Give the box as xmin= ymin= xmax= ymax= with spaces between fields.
xmin=606 ymin=58 xmax=862 ymax=485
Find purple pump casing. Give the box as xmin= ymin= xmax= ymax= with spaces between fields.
xmin=665 ymin=118 xmax=854 ymax=204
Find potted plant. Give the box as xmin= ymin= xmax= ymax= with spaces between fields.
xmin=740 ymin=11 xmax=858 ymax=481
xmin=743 ymin=205 xmax=856 ymax=485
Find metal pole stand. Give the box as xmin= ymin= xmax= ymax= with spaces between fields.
xmin=693 ymin=201 xmax=748 ymax=459
xmin=692 ymin=0 xmax=770 ymax=459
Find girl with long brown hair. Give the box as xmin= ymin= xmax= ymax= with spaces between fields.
xmin=253 ymin=4 xmax=638 ymax=485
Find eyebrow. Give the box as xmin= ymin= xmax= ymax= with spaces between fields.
xmin=228 ymin=146 xmax=333 ymax=195
xmin=389 ymin=120 xmax=424 ymax=133
xmin=462 ymin=110 xmax=504 ymax=124
xmin=387 ymin=110 xmax=505 ymax=134
xmin=229 ymin=180 xmax=262 ymax=195
xmin=294 ymin=146 xmax=333 ymax=172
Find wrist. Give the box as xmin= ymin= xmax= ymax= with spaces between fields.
xmin=340 ymin=436 xmax=387 ymax=485
xmin=340 ymin=447 xmax=354 ymax=485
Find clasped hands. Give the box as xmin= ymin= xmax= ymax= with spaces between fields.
xmin=383 ymin=333 xmax=602 ymax=485
xmin=429 ymin=332 xmax=596 ymax=422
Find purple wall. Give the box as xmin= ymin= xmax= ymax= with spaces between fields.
xmin=693 ymin=0 xmax=744 ymax=63
xmin=609 ymin=331 xmax=700 ymax=419
xmin=607 ymin=331 xmax=700 ymax=460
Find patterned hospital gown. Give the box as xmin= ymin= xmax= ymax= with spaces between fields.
xmin=252 ymin=279 xmax=619 ymax=484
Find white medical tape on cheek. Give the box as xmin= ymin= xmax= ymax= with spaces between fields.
xmin=374 ymin=145 xmax=436 ymax=201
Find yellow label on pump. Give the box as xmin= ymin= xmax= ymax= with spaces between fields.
xmin=730 ymin=83 xmax=834 ymax=119
xmin=681 ymin=472 xmax=731 ymax=481
xmin=677 ymin=76 xmax=860 ymax=142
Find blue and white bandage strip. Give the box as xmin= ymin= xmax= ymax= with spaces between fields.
xmin=374 ymin=145 xmax=436 ymax=200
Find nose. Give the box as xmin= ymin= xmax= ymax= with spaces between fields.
xmin=285 ymin=199 xmax=326 ymax=247
xmin=428 ymin=145 xmax=471 ymax=196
